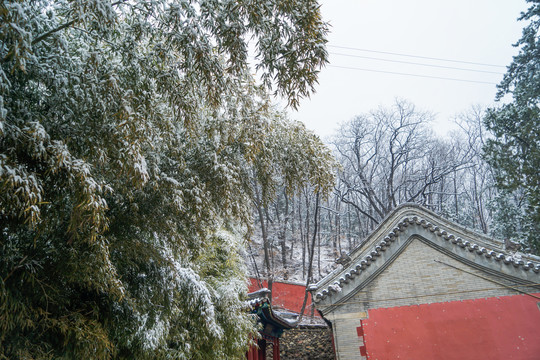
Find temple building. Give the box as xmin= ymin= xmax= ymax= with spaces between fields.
xmin=310 ymin=204 xmax=540 ymax=359
xmin=247 ymin=280 xmax=335 ymax=359
xmin=246 ymin=288 xmax=294 ymax=360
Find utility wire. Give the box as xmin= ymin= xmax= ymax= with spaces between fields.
xmin=317 ymin=282 xmax=540 ymax=310
xmin=435 ymin=260 xmax=540 ymax=300
xmin=327 ymin=64 xmax=498 ymax=85
xmin=330 ymin=52 xmax=504 ymax=75
xmin=329 ymin=45 xmax=506 ymax=69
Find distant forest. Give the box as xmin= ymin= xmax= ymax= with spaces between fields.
xmin=248 ymin=100 xmax=539 ymax=286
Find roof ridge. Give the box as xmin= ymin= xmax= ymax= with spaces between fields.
xmin=310 ymin=214 xmax=540 ymax=303
xmin=348 ymin=203 xmax=504 ymax=257
xmin=310 ymin=204 xmax=502 ymax=292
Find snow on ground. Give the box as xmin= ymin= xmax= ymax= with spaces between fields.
xmin=245 ymin=228 xmax=349 ymax=284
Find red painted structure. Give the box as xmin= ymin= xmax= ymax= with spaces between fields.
xmin=246 ymin=281 xmax=300 ymax=360
xmin=361 ymin=293 xmax=540 ymax=360
xmin=247 ymin=278 xmax=327 ymax=360
xmin=248 ymin=278 xmax=319 ymax=317
xmin=246 ymin=338 xmax=280 ymax=360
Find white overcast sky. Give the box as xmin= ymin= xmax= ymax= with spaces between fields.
xmin=286 ymin=0 xmax=528 ymax=139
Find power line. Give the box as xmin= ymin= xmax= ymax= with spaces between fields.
xmin=330 ymin=52 xmax=504 ymax=75
xmin=318 ymin=282 xmax=540 ymax=310
xmin=329 ymin=45 xmax=507 ymax=69
xmin=436 ymin=260 xmax=540 ymax=301
xmin=327 ymin=64 xmax=498 ymax=85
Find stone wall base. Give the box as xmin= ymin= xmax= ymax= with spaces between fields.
xmin=280 ymin=327 xmax=335 ymax=360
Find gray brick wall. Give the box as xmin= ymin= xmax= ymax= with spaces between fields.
xmin=331 ymin=318 xmax=364 ymax=360
xmin=343 ymin=237 xmax=518 ymax=313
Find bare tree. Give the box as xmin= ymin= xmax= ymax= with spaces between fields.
xmin=452 ymin=106 xmax=496 ymax=233
xmin=246 ymin=103 xmax=528 ymax=285
xmin=333 ymin=99 xmax=470 ymax=227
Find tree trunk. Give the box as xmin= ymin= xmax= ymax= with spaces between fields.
xmin=253 ymin=182 xmax=273 ymax=300
xmin=279 ymin=192 xmax=289 ymax=271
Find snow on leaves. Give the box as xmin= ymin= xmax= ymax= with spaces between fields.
xmin=1 ymin=0 xmax=330 ymax=358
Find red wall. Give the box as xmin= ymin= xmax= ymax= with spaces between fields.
xmin=249 ymin=278 xmax=318 ymax=316
xmin=361 ymin=293 xmax=540 ymax=360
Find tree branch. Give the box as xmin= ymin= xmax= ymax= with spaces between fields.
xmin=32 ymin=19 xmax=77 ymax=46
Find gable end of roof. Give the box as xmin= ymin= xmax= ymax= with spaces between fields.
xmin=310 ymin=207 xmax=540 ymax=307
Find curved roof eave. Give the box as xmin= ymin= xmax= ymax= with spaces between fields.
xmin=309 ymin=204 xmax=540 ymax=312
